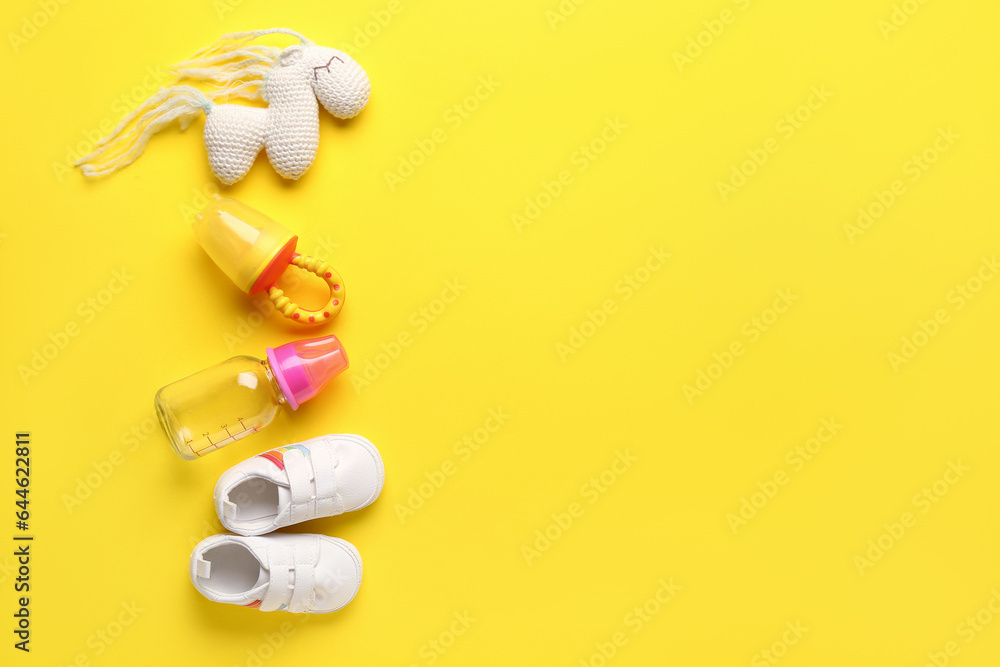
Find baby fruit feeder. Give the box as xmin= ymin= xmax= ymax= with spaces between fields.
xmin=193 ymin=196 xmax=344 ymax=324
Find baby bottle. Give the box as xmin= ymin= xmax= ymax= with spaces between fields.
xmin=155 ymin=334 xmax=349 ymax=460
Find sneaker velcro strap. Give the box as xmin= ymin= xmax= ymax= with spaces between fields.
xmin=283 ymin=449 xmax=316 ymax=524
xmin=288 ymin=561 xmax=316 ymax=613
xmin=310 ymin=443 xmax=343 ymax=517
xmin=292 ymin=538 xmax=319 ymax=612
xmin=260 ymin=545 xmax=293 ymax=612
xmin=284 ymin=449 xmax=314 ymax=505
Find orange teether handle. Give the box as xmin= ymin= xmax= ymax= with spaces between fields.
xmin=267 ymin=254 xmax=345 ymax=324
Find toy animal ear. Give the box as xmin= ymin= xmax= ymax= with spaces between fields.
xmin=280 ymin=45 xmax=304 ymax=66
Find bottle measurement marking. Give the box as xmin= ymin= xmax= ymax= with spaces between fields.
xmin=188 ymin=417 xmax=259 ymax=456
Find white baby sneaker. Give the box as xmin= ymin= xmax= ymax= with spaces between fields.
xmin=190 ymin=533 xmax=362 ymax=613
xmin=214 ymin=434 xmax=384 ymax=536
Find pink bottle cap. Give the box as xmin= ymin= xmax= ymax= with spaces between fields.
xmin=265 ymin=335 xmax=349 ymax=410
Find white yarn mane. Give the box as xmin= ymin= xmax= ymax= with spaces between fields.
xmin=171 ymin=28 xmax=312 ymax=103
xmin=75 ymin=29 xmax=311 ymax=176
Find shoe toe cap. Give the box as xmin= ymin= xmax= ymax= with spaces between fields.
xmin=332 ymin=435 xmax=385 ymax=511
xmin=312 ymin=536 xmax=363 ymax=612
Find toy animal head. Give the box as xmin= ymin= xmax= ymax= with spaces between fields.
xmin=279 ymin=45 xmax=371 ymax=119
xmin=75 ymin=29 xmax=372 ymax=183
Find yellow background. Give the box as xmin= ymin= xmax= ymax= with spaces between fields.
xmin=2 ymin=0 xmax=999 ymax=664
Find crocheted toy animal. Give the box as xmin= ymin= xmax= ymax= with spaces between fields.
xmin=76 ymin=29 xmax=371 ymax=184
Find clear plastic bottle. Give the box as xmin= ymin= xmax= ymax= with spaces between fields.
xmin=155 ymin=335 xmax=348 ymax=460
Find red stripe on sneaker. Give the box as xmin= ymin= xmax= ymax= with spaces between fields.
xmin=259 ymin=451 xmax=285 ymax=470
xmin=245 ymin=599 xmax=262 ymax=608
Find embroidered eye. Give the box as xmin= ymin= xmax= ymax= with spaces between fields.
xmin=313 ymin=55 xmax=344 ymax=80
